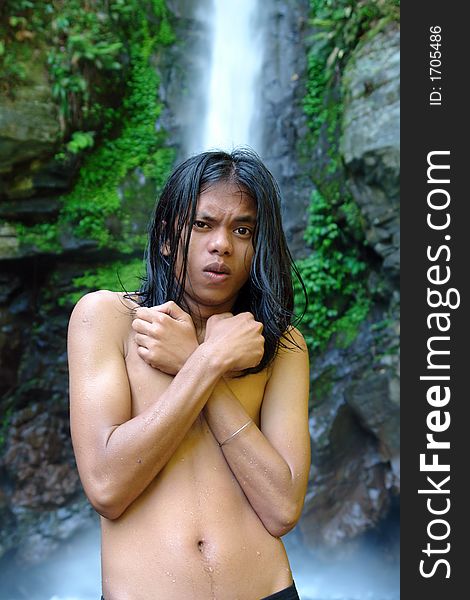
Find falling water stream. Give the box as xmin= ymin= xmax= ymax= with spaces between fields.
xmin=1 ymin=1 xmax=399 ymax=598
xmin=199 ymin=0 xmax=263 ymax=153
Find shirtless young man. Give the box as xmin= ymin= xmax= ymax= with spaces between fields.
xmin=68 ymin=149 xmax=310 ymax=600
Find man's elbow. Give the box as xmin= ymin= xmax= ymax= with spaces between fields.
xmin=86 ymin=481 xmax=128 ymax=521
xmin=264 ymin=501 xmax=303 ymax=538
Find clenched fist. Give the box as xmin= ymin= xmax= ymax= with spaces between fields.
xmin=204 ymin=312 xmax=264 ymax=373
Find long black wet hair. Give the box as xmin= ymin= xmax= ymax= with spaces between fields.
xmin=135 ymin=147 xmax=307 ymax=375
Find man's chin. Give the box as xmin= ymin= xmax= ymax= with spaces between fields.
xmin=183 ymin=291 xmax=236 ymax=313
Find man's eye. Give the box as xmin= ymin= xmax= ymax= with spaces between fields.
xmin=193 ymin=221 xmax=208 ymax=229
xmin=235 ymin=227 xmax=251 ymax=236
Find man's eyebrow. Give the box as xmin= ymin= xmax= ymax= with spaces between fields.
xmin=233 ymin=214 xmax=257 ymax=224
xmin=195 ymin=213 xmax=257 ymax=224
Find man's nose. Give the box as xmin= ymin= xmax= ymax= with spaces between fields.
xmin=208 ymin=230 xmax=232 ymax=255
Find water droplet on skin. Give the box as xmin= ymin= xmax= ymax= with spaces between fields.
xmin=172 ymin=579 xmax=176 ymax=583
xmin=256 ymin=551 xmax=261 ymax=556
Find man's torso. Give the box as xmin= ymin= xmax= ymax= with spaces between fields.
xmin=100 ymin=294 xmax=293 ymax=600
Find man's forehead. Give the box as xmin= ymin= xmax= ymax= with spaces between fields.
xmin=196 ymin=183 xmax=257 ymax=219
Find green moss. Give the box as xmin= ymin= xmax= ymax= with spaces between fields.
xmin=10 ymin=0 xmax=176 ymax=256
xmin=294 ymin=186 xmax=370 ymax=352
xmin=15 ymin=222 xmax=61 ymax=253
xmin=295 ymin=1 xmax=399 ymax=353
xmin=0 ymin=406 xmax=13 ymax=455
xmin=58 ymin=258 xmax=145 ymax=306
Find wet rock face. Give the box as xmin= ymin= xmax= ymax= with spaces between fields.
xmin=299 ymin=299 xmax=400 ymax=550
xmin=0 ymin=48 xmax=62 ymax=173
xmin=295 ymin=27 xmax=400 ymax=552
xmin=2 ymin=404 xmax=80 ymax=509
xmin=340 ymin=25 xmax=400 ymax=276
xmin=258 ymin=0 xmax=313 ymax=257
xmin=0 ymin=259 xmax=93 ymax=565
xmin=0 ymin=399 xmax=94 ymax=565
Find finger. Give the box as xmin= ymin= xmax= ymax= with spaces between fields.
xmin=132 ymin=318 xmax=155 ymax=336
xmin=136 ymin=345 xmax=151 ymax=363
xmin=155 ymin=301 xmax=189 ymax=322
xmin=135 ymin=306 xmax=154 ymax=323
xmin=134 ymin=333 xmax=151 ymax=348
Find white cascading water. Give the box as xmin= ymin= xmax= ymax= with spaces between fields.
xmin=190 ymin=0 xmax=263 ymax=154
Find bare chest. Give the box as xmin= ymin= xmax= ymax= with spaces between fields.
xmin=124 ymin=329 xmax=269 ymax=423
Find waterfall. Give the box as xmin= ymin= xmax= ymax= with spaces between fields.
xmin=188 ymin=0 xmax=264 ymax=155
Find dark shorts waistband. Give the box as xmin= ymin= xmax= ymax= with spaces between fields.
xmin=262 ymin=582 xmax=300 ymax=600
xmin=101 ymin=581 xmax=300 ymax=600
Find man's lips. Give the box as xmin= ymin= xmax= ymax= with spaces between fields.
xmin=203 ymin=262 xmax=231 ymax=275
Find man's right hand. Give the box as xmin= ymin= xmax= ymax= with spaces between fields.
xmin=204 ymin=312 xmax=265 ymax=373
xmin=132 ymin=301 xmax=199 ymax=375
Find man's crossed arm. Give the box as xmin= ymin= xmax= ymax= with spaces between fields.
xmin=132 ymin=302 xmax=311 ymax=537
xmin=69 ymin=292 xmax=310 ymax=534
xmin=69 ymin=292 xmax=266 ymax=520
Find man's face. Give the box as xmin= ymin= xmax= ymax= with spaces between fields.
xmin=176 ymin=180 xmax=257 ymax=317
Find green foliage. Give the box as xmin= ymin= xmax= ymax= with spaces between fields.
xmin=58 ymin=259 xmax=145 ymax=306
xmin=66 ymin=131 xmax=95 ymax=154
xmin=1 ymin=1 xmax=174 ymax=120
xmin=8 ymin=0 xmax=176 ymax=255
xmin=15 ymin=222 xmax=61 ymax=253
xmin=294 ymin=190 xmax=370 ymax=350
xmin=0 ymin=406 xmax=13 ymax=454
xmin=295 ymin=1 xmax=399 ymax=352
xmin=303 ymin=0 xmax=400 ymax=165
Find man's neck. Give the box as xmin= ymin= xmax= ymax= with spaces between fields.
xmin=183 ymin=298 xmax=235 ymax=344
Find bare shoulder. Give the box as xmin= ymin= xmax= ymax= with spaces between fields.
xmin=68 ymin=290 xmax=135 ymax=349
xmin=274 ymin=326 xmax=308 ymax=360
xmin=283 ymin=326 xmax=308 ymax=350
xmin=265 ymin=326 xmax=309 ymax=386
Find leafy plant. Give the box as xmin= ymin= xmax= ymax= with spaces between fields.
xmin=295 ymin=190 xmax=370 ymax=351
xmin=11 ymin=0 xmax=176 ymax=255
xmin=295 ymin=1 xmax=399 ymax=353
xmin=58 ymin=259 xmax=145 ymax=306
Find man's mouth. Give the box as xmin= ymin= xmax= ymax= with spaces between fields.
xmin=203 ymin=262 xmax=231 ymax=275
